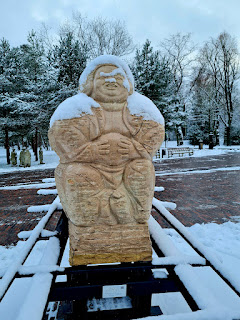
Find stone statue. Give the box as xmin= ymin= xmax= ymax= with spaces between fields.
xmin=24 ymin=148 xmax=31 ymax=167
xmin=20 ymin=147 xmax=31 ymax=167
xmin=39 ymin=147 xmax=44 ymax=164
xmin=19 ymin=147 xmax=25 ymax=167
xmin=11 ymin=148 xmax=17 ymax=166
xmin=49 ymin=55 xmax=165 ymax=265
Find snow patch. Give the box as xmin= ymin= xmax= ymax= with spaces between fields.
xmin=155 ymin=166 xmax=240 ymax=177
xmin=37 ymin=189 xmax=58 ymax=195
xmin=127 ymin=92 xmax=164 ymax=125
xmin=154 ymin=186 xmax=165 ymax=192
xmin=42 ymin=178 xmax=55 ymax=183
xmin=49 ymin=90 xmax=164 ymax=126
xmin=104 ymin=78 xmax=116 ymax=83
xmin=0 ymin=182 xmax=56 ymax=190
xmin=50 ymin=93 xmax=100 ymax=127
xmin=18 ymin=229 xmax=58 ymax=240
xmin=27 ymin=203 xmax=62 ymax=213
xmin=152 ymin=197 xmax=240 ymax=294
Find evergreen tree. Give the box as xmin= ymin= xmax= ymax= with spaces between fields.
xmin=17 ymin=31 xmax=48 ymax=159
xmin=0 ymin=39 xmax=31 ymax=163
xmin=54 ymin=31 xmax=87 ymax=88
xmin=132 ymin=40 xmax=186 ymax=143
xmin=132 ymin=40 xmax=163 ymax=102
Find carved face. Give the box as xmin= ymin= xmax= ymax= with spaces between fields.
xmin=90 ymin=65 xmax=129 ymax=103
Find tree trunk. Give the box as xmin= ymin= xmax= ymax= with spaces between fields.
xmin=226 ymin=126 xmax=231 ymax=146
xmin=4 ymin=126 xmax=10 ymax=165
xmin=224 ymin=126 xmax=231 ymax=146
xmin=34 ymin=127 xmax=38 ymax=161
xmin=176 ymin=126 xmax=183 ymax=146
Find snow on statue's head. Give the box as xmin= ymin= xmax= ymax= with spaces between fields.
xmin=79 ymin=55 xmax=134 ymax=103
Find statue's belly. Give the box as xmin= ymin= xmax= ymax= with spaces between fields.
xmin=95 ymin=132 xmax=136 ymax=166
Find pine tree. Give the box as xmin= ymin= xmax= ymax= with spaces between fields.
xmin=54 ymin=31 xmax=87 ymax=88
xmin=132 ymin=40 xmax=186 ymax=143
xmin=132 ymin=40 xmax=162 ymax=101
xmin=0 ymin=39 xmax=31 ymax=163
xmin=17 ymin=31 xmax=48 ymax=160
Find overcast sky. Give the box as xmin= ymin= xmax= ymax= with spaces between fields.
xmin=1 ymin=0 xmax=240 ymax=50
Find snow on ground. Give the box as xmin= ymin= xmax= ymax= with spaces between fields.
xmin=1 ymin=141 xmax=240 ymax=175
xmin=0 ymin=148 xmax=59 ymax=174
xmin=155 ymin=166 xmax=240 ymax=177
xmin=0 ymin=182 xmax=56 ymax=190
xmin=157 ymin=140 xmax=240 ymax=160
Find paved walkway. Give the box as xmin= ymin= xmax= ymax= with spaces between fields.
xmin=0 ymin=169 xmax=58 ymax=246
xmin=0 ymin=153 xmax=239 ymax=246
xmin=153 ymin=152 xmax=240 ymax=227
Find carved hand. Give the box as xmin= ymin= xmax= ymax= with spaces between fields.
xmin=95 ymin=140 xmax=110 ymax=155
xmin=118 ymin=138 xmax=136 ymax=158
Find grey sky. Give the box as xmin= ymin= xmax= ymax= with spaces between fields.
xmin=1 ymin=0 xmax=240 ymax=49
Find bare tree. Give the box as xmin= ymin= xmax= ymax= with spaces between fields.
xmin=195 ymin=31 xmax=240 ymax=145
xmin=60 ymin=12 xmax=135 ymax=59
xmin=160 ymin=33 xmax=196 ymax=93
xmin=159 ymin=33 xmax=196 ymax=144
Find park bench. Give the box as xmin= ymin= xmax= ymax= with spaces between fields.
xmin=167 ymin=147 xmax=194 ymax=158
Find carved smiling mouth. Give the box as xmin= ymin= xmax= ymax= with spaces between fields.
xmin=105 ymin=83 xmax=118 ymax=89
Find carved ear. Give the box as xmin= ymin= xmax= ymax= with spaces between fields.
xmin=129 ymin=81 xmax=134 ymax=95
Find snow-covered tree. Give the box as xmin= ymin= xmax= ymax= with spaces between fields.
xmin=53 ymin=31 xmax=87 ymax=88
xmin=193 ymin=32 xmax=240 ymax=145
xmin=132 ymin=40 xmax=162 ymax=100
xmin=132 ymin=39 xmax=186 ymax=144
xmin=0 ymin=32 xmax=59 ymax=162
xmin=0 ymin=39 xmax=31 ymax=163
xmin=59 ymin=13 xmax=135 ymax=59
xmin=159 ymin=33 xmax=195 ymax=144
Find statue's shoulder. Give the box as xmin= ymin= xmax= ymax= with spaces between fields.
xmin=50 ymin=93 xmax=100 ymax=128
xmin=127 ymin=92 xmax=164 ymax=125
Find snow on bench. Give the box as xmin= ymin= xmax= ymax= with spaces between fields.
xmin=27 ymin=203 xmax=62 ymax=213
xmin=37 ymin=189 xmax=58 ymax=195
xmin=168 ymin=147 xmax=194 ymax=158
xmin=0 ymin=196 xmax=62 ymax=320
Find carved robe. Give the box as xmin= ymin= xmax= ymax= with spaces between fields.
xmin=49 ymin=103 xmax=164 ymax=227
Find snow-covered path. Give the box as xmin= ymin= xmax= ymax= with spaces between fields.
xmin=156 ymin=165 xmax=240 ymax=176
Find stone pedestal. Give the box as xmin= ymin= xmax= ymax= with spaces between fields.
xmin=69 ymin=222 xmax=152 ymax=265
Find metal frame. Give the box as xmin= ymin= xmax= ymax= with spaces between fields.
xmin=43 ymin=211 xmax=203 ymax=319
